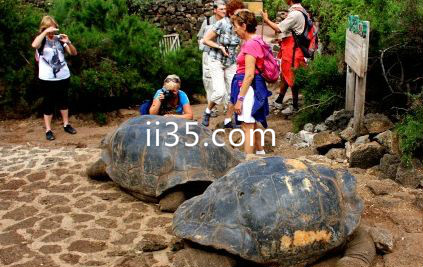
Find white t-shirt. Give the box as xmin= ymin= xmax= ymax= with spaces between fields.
xmin=277 ymin=4 xmax=306 ymax=38
xmin=37 ymin=36 xmax=70 ymax=81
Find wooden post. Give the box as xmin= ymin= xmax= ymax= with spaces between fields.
xmin=353 ymin=74 xmax=366 ymax=133
xmin=345 ymin=65 xmax=356 ymax=111
xmin=345 ymin=17 xmax=370 ymax=135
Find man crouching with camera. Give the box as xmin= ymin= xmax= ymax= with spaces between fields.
xmin=149 ymin=75 xmax=194 ymax=120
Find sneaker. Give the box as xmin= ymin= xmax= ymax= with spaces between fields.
xmin=201 ymin=112 xmax=211 ymax=127
xmin=64 ymin=124 xmax=77 ymax=134
xmin=46 ymin=130 xmax=55 ymax=141
xmin=224 ymin=121 xmax=240 ymax=129
xmin=281 ymin=105 xmax=298 ymax=115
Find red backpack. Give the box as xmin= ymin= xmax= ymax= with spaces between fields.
xmin=253 ymin=38 xmax=280 ymax=83
xmin=291 ymin=7 xmax=319 ymax=60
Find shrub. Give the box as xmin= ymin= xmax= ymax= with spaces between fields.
xmin=0 ymin=0 xmax=204 ymax=117
xmin=263 ymin=0 xmax=287 ymax=20
xmin=0 ymin=0 xmax=43 ymax=117
xmin=292 ymin=55 xmax=344 ymax=132
xmin=162 ymin=40 xmax=203 ymax=97
xmin=396 ymin=98 xmax=423 ymax=165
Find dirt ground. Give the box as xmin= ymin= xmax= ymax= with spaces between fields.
xmin=0 ymin=98 xmax=422 ymax=267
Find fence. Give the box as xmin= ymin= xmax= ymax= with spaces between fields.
xmin=159 ymin=34 xmax=181 ymax=55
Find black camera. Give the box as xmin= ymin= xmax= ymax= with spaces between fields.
xmin=162 ymin=88 xmax=173 ymax=102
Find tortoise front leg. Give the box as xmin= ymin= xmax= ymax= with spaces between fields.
xmin=336 ymin=226 xmax=376 ymax=267
xmin=86 ymin=159 xmax=110 ymax=181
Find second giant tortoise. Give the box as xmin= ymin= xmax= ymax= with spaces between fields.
xmin=88 ymin=115 xmax=242 ymax=211
xmin=173 ymin=156 xmax=375 ymax=266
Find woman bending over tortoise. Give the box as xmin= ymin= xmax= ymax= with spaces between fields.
xmin=149 ymin=75 xmax=194 ymax=120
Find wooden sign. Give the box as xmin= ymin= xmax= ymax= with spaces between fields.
xmin=245 ymin=1 xmax=263 ymax=16
xmin=344 ymin=16 xmax=370 ymax=135
xmin=345 ymin=16 xmax=369 ymax=78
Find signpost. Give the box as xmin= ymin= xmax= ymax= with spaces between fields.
xmin=345 ymin=16 xmax=370 ymax=134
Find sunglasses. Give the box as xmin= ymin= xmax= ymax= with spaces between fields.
xmin=235 ymin=13 xmax=245 ymax=24
xmin=165 ymin=78 xmax=180 ymax=83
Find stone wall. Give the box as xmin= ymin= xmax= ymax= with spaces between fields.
xmin=131 ymin=0 xmax=214 ymax=42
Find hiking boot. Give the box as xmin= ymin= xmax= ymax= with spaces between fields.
xmin=273 ymin=96 xmax=284 ymax=110
xmin=201 ymin=112 xmax=211 ymax=127
xmin=224 ymin=121 xmax=240 ymax=129
xmin=46 ymin=130 xmax=55 ymax=141
xmin=281 ymin=105 xmax=298 ymax=115
xmin=64 ymin=124 xmax=77 ymax=134
xmin=273 ymin=101 xmax=283 ymax=109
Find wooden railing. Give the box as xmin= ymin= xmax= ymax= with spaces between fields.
xmin=159 ymin=34 xmax=181 ymax=55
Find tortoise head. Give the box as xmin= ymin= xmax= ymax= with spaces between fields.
xmin=336 ymin=170 xmax=364 ymax=236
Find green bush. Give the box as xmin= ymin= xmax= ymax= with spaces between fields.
xmin=48 ymin=0 xmax=164 ymax=111
xmin=0 ymin=0 xmax=43 ymax=116
xmin=263 ymin=0 xmax=287 ymax=20
xmin=0 ymin=0 xmax=204 ymax=117
xmin=396 ymin=100 xmax=423 ymax=165
xmin=260 ymin=0 xmax=423 ymax=131
xmin=292 ymin=55 xmax=344 ymax=132
xmin=162 ymin=40 xmax=203 ymax=97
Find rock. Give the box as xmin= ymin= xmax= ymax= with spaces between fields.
xmin=375 ymin=130 xmax=400 ymax=155
xmin=364 ymin=113 xmax=394 ymax=134
xmin=176 ymin=3 xmax=186 ymax=12
xmin=324 ymin=109 xmax=354 ymax=131
xmin=286 ymin=132 xmax=310 ymax=149
xmin=340 ymin=126 xmax=356 ymax=142
xmin=159 ymin=191 xmax=186 ymax=212
xmin=374 ymin=195 xmax=403 ymax=209
xmin=299 ymin=130 xmax=316 ymax=146
xmin=166 ymin=5 xmax=176 ymax=13
xmin=368 ymin=227 xmax=394 ymax=254
xmin=172 ymin=248 xmax=236 ymax=267
xmin=355 ymin=135 xmax=370 ymax=144
xmin=349 ymin=142 xmax=385 ymax=169
xmin=379 ymin=154 xmax=400 ymax=180
xmin=391 ymin=192 xmax=415 ymax=202
xmin=388 ymin=210 xmax=423 ymax=233
xmin=169 ymin=237 xmax=184 ymax=252
xmin=137 ymin=234 xmax=168 ymax=252
xmin=366 ymin=166 xmax=381 ymax=176
xmin=314 ymin=123 xmax=328 ymax=133
xmin=303 ymin=123 xmax=314 ymax=132
xmin=396 ymin=159 xmax=423 ymax=188
xmin=383 ymin=233 xmax=423 ymax=267
xmin=313 ymin=131 xmax=343 ymax=154
xmin=366 ymin=179 xmax=400 ymax=196
xmin=325 ymin=148 xmax=346 ymax=162
xmin=345 ymin=142 xmax=352 ymax=159
xmin=68 ymin=240 xmax=106 ymax=253
xmin=114 ymin=254 xmax=158 ymax=267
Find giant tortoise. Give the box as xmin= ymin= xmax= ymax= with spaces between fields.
xmin=173 ymin=156 xmax=375 ymax=266
xmin=87 ymin=115 xmax=242 ymax=211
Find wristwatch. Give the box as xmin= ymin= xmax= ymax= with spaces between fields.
xmin=237 ymin=95 xmax=245 ymax=102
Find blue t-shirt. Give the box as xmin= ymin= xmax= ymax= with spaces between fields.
xmin=153 ymin=89 xmax=190 ymax=114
